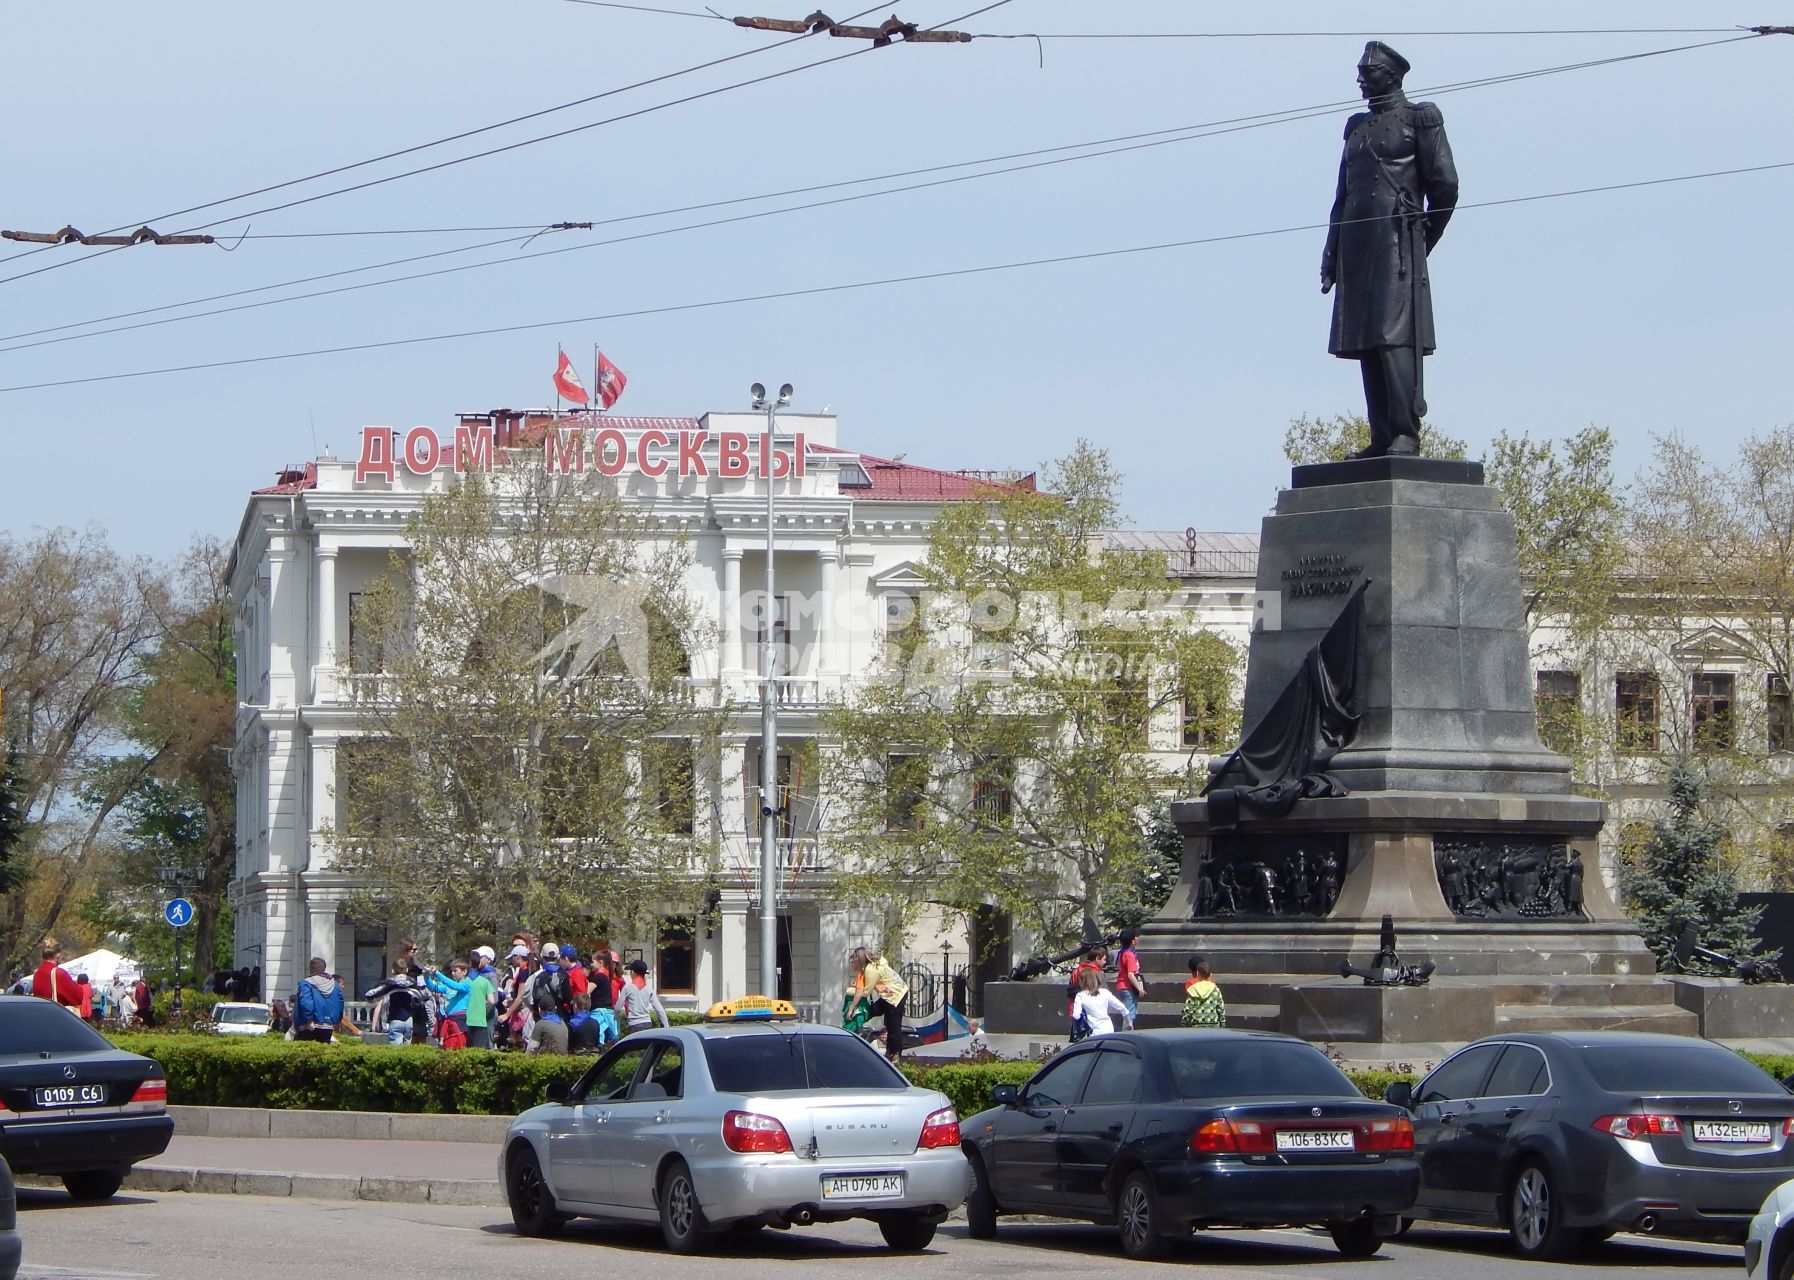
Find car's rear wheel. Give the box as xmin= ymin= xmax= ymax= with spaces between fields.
xmin=1116 ymin=1171 xmax=1167 ymax=1261
xmin=658 ymin=1160 xmax=713 ymax=1255
xmin=964 ymin=1151 xmax=998 ymax=1239
xmin=1330 ymin=1220 xmax=1384 ymax=1258
xmin=878 ymin=1214 xmax=937 ymax=1251
xmin=505 ymin=1147 xmax=564 ymax=1237
xmin=1508 ymin=1162 xmax=1577 ymax=1260
xmin=61 ymin=1168 xmax=125 ymax=1202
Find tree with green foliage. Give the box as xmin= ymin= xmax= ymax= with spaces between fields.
xmin=823 ymin=441 xmax=1239 ymax=950
xmin=328 ymin=456 xmax=720 ymax=945
xmin=0 ymin=748 xmax=28 ymax=896
xmin=1282 ymin=412 xmax=1468 ymax=466
xmin=1618 ymin=761 xmax=1766 ymax=973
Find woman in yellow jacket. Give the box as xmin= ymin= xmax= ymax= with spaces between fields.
xmin=846 ymin=947 xmax=910 ymax=1064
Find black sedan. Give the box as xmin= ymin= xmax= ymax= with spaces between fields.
xmin=961 ymin=1029 xmax=1418 ymax=1259
xmin=0 ymin=997 xmax=173 ymax=1200
xmin=1388 ymin=1030 xmax=1794 ymax=1258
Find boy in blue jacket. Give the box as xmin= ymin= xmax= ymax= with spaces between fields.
xmin=294 ymin=957 xmax=345 ymax=1043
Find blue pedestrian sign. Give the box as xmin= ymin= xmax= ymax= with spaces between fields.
xmin=164 ymin=898 xmax=194 ymax=928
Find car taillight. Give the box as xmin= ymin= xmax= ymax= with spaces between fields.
xmin=130 ymin=1078 xmax=167 ymax=1107
xmin=722 ymin=1110 xmax=793 ymax=1154
xmin=1783 ymin=1118 xmax=1794 ymax=1136
xmin=1359 ymin=1116 xmax=1415 ymax=1151
xmin=1594 ymin=1113 xmax=1681 ymax=1140
xmin=1191 ymin=1118 xmax=1275 ymax=1154
xmin=917 ymin=1107 xmax=960 ymax=1150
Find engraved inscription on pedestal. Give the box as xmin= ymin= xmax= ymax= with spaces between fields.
xmin=1434 ymin=834 xmax=1587 ymax=920
xmin=1195 ymin=833 xmax=1349 ymax=919
xmin=1280 ymin=553 xmax=1364 ymax=600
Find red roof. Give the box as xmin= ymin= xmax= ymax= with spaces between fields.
xmin=253 ymin=462 xmax=316 ymax=495
xmin=822 ymin=447 xmax=1037 ymax=502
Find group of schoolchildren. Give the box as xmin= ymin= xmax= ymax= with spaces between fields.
xmin=291 ymin=934 xmax=669 ymax=1053
xmin=1066 ymin=929 xmax=1228 ymax=1039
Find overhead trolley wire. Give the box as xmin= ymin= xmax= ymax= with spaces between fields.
xmin=0 ymin=0 xmax=903 ymax=280
xmin=974 ymin=28 xmax=1758 ymax=39
xmin=1 ymin=159 xmax=1786 ymax=395
xmin=0 ymin=31 xmax=1762 ymax=352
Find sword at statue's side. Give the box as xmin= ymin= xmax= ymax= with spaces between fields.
xmin=1410 ymin=209 xmax=1428 ymax=423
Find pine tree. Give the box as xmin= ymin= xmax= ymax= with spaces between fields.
xmin=1619 ymin=760 xmax=1767 ymax=973
xmin=0 ymin=748 xmax=27 ymax=893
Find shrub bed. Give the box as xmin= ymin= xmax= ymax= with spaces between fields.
xmin=104 ymin=1034 xmax=1794 ymax=1118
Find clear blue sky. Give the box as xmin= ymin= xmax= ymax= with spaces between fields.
xmin=2 ymin=1 xmax=1789 ymax=557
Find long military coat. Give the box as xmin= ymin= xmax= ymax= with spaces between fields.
xmin=1323 ymin=98 xmax=1459 ymax=357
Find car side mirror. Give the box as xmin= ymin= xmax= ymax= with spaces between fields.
xmin=545 ymin=1081 xmax=571 ymax=1104
xmin=1383 ymin=1081 xmax=1414 ymax=1110
xmin=991 ymin=1084 xmax=1020 ymax=1107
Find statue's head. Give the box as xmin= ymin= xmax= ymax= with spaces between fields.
xmin=1357 ymin=41 xmax=1410 ymax=103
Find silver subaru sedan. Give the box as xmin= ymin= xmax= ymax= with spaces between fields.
xmin=499 ymin=1016 xmax=968 ymax=1253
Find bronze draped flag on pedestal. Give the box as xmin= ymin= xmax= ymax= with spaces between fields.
xmin=1204 ymin=580 xmax=1369 ymax=830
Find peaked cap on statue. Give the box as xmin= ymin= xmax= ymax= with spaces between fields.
xmin=1358 ymin=40 xmax=1411 ymax=77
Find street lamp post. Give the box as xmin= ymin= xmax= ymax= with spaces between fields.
xmin=750 ymin=381 xmax=792 ymax=998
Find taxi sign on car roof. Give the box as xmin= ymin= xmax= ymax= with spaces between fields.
xmin=705 ymin=995 xmax=799 ymax=1021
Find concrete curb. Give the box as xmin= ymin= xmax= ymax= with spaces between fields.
xmin=18 ymin=1167 xmax=504 ymax=1207
xmin=169 ymin=1105 xmax=511 ymax=1144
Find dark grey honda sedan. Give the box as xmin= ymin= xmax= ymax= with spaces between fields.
xmin=1387 ymin=1030 xmax=1794 ymax=1259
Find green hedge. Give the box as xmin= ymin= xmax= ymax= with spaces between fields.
xmin=98 ymin=1035 xmax=1794 ymax=1119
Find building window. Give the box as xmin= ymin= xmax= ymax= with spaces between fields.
xmin=346 ymin=592 xmax=383 ymax=673
xmin=1691 ymin=671 xmax=1735 ymax=752
xmin=1105 ymin=671 xmax=1149 ymax=745
xmin=655 ymin=918 xmax=695 ymax=994
xmin=1180 ymin=695 xmax=1219 ymax=749
xmin=972 ymin=759 xmax=1013 ymax=827
xmin=884 ymin=754 xmax=924 ymax=832
xmin=1535 ymin=670 xmax=1580 ymax=755
xmin=883 ymin=592 xmax=919 ymax=657
xmin=757 ymin=594 xmax=791 ymax=677
xmin=747 ymin=750 xmax=803 ymax=839
xmin=1615 ymin=671 xmax=1660 ymax=754
xmin=337 ymin=738 xmax=413 ymax=836
xmin=970 ymin=599 xmax=1011 ymax=672
xmin=647 ymin=739 xmax=695 ymax=836
xmin=1770 ymin=675 xmax=1793 ymax=753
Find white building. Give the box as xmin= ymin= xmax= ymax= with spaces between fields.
xmin=227 ymin=409 xmax=1261 ymax=1008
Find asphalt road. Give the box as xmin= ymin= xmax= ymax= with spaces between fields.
xmin=9 ymin=1188 xmax=1746 ymax=1280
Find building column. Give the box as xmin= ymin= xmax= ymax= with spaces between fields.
xmin=720 ymin=895 xmax=750 ymax=998
xmin=264 ymin=879 xmax=304 ymax=1003
xmin=721 ymin=548 xmax=744 ymax=678
xmin=307 ymin=900 xmax=338 ymax=977
xmin=308 ymin=741 xmax=337 ymax=869
xmin=314 ymin=546 xmax=338 ymax=703
xmin=817 ymin=548 xmax=841 ymax=678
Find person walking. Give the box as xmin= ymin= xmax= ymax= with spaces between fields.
xmin=30 ymin=944 xmax=83 ymax=1008
xmin=1181 ymin=957 xmax=1228 ymax=1028
xmin=427 ymin=959 xmax=495 ymax=1049
xmin=293 ymin=958 xmax=345 ymax=1043
xmin=1113 ymin=930 xmax=1148 ymax=1026
xmin=846 ymin=948 xmax=909 ymax=1064
xmin=506 ymin=943 xmax=573 ymax=1055
xmin=614 ymin=959 xmax=670 ymax=1034
xmin=1071 ymin=967 xmax=1132 ymax=1037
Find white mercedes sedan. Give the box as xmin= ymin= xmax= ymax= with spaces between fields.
xmin=499 ymin=1004 xmax=968 ymax=1254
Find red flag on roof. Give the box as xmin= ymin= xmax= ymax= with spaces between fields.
xmin=596 ymin=350 xmax=627 ymax=410
xmin=553 ymin=349 xmax=589 ymax=405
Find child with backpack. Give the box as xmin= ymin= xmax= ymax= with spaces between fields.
xmin=1181 ymin=956 xmax=1227 ymax=1027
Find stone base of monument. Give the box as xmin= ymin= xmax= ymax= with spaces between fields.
xmin=1279 ymin=979 xmax=1494 ymax=1044
xmin=1670 ymin=977 xmax=1794 ymax=1040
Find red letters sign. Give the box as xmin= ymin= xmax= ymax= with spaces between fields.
xmin=355 ymin=426 xmax=808 ymax=484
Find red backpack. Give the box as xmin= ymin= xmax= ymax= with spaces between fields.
xmin=440 ymin=1018 xmax=468 ymax=1051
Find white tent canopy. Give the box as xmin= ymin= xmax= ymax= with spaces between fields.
xmin=60 ymin=949 xmax=140 ymax=986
